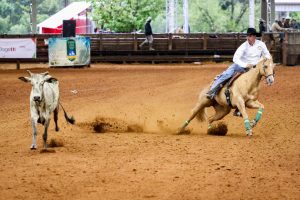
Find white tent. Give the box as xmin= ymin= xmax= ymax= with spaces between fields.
xmin=37 ymin=2 xmax=91 ymax=34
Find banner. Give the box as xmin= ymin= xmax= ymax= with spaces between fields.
xmin=48 ymin=37 xmax=90 ymax=66
xmin=0 ymin=38 xmax=36 ymax=58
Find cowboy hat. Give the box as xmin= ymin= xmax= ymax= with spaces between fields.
xmin=246 ymin=28 xmax=261 ymax=37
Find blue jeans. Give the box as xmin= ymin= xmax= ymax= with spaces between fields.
xmin=209 ymin=63 xmax=246 ymax=96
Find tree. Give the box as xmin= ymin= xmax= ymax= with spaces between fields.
xmin=189 ymin=0 xmax=261 ymax=32
xmin=89 ymin=0 xmax=164 ymax=32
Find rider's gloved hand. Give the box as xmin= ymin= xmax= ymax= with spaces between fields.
xmin=246 ymin=64 xmax=254 ymax=69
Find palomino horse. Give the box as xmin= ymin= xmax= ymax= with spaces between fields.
xmin=178 ymin=57 xmax=275 ymax=136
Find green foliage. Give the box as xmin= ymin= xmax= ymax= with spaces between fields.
xmin=187 ymin=0 xmax=262 ymax=32
xmin=290 ymin=12 xmax=300 ymax=22
xmin=0 ymin=0 xmax=298 ymax=34
xmin=89 ymin=0 xmax=164 ymax=32
xmin=0 ymin=17 xmax=10 ymax=34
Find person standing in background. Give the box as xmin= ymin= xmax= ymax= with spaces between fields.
xmin=139 ymin=17 xmax=155 ymax=51
xmin=259 ymin=19 xmax=267 ymax=34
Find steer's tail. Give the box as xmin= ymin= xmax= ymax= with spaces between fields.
xmin=59 ymin=102 xmax=75 ymax=124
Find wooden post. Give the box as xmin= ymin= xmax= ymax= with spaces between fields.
xmin=99 ymin=33 xmax=103 ymax=54
xmin=260 ymin=0 xmax=267 ymax=23
xmin=282 ymin=32 xmax=289 ymax=66
xmin=16 ymin=60 xmax=20 ymax=70
xmin=168 ymin=33 xmax=172 ymax=50
xmin=134 ymin=33 xmax=138 ymax=51
xmin=203 ymin=34 xmax=208 ymax=50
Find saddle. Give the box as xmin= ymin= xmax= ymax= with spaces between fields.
xmin=225 ymin=72 xmax=243 ymax=107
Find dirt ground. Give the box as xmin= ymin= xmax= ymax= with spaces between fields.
xmin=0 ymin=62 xmax=299 ymax=200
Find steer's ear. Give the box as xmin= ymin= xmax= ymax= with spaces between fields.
xmin=45 ymin=76 xmax=58 ymax=83
xmin=18 ymin=76 xmax=31 ymax=83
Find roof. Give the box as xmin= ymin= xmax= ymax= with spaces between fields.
xmin=275 ymin=0 xmax=300 ymax=3
xmin=275 ymin=0 xmax=300 ymax=11
xmin=37 ymin=2 xmax=91 ymax=29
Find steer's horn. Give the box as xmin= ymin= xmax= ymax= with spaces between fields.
xmin=41 ymin=71 xmax=49 ymax=76
xmin=26 ymin=70 xmax=33 ymax=76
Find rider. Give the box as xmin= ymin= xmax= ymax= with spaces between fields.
xmin=205 ymin=28 xmax=271 ymax=100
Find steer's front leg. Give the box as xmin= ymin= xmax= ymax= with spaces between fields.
xmin=30 ymin=112 xmax=39 ymax=150
xmin=43 ymin=118 xmax=50 ymax=149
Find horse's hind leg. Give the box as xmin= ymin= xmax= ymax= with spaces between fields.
xmin=208 ymin=104 xmax=231 ymax=128
xmin=54 ymin=106 xmax=59 ymax=132
xmin=246 ymin=100 xmax=264 ymax=128
xmin=177 ymin=96 xmax=211 ymax=134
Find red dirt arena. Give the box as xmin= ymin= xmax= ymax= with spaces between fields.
xmin=0 ymin=62 xmax=299 ymax=200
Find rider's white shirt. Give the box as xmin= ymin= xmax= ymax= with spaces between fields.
xmin=233 ymin=40 xmax=271 ymax=68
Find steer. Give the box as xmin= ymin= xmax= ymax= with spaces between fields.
xmin=19 ymin=70 xmax=75 ymax=149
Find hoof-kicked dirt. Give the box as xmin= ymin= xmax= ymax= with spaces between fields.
xmin=207 ymin=122 xmax=228 ymax=136
xmin=0 ymin=62 xmax=299 ymax=200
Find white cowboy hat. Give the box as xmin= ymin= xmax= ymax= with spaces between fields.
xmin=146 ymin=17 xmax=152 ymax=22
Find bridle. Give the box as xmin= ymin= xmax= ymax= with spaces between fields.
xmin=262 ymin=61 xmax=275 ymax=78
xmin=252 ymin=59 xmax=275 ymax=80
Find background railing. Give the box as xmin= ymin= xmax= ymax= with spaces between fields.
xmin=0 ymin=32 xmax=298 ymax=66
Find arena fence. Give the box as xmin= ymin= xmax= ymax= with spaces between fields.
xmin=0 ymin=32 xmax=298 ymax=66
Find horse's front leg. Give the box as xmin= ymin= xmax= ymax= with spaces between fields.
xmin=235 ymin=98 xmax=252 ymax=136
xmin=246 ymin=100 xmax=264 ymax=128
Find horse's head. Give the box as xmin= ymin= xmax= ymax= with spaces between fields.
xmin=257 ymin=56 xmax=275 ymax=86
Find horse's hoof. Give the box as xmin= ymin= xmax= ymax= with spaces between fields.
xmin=30 ymin=145 xmax=37 ymax=150
xmin=250 ymin=120 xmax=257 ymax=128
xmin=55 ymin=127 xmax=60 ymax=132
xmin=246 ymin=130 xmax=253 ymax=136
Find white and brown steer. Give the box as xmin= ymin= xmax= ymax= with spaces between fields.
xmin=19 ymin=70 xmax=75 ymax=150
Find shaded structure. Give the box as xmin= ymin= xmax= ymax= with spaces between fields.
xmin=37 ymin=2 xmax=92 ymax=34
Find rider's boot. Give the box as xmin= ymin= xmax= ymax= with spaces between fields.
xmin=205 ymin=85 xmax=221 ymax=100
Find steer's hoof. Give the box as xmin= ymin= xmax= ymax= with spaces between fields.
xmin=55 ymin=127 xmax=60 ymax=132
xmin=30 ymin=145 xmax=37 ymax=150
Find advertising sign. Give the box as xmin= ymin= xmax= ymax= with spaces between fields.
xmin=0 ymin=38 xmax=36 ymax=58
xmin=48 ymin=37 xmax=90 ymax=66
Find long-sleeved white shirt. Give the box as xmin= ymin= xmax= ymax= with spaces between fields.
xmin=233 ymin=40 xmax=271 ymax=68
